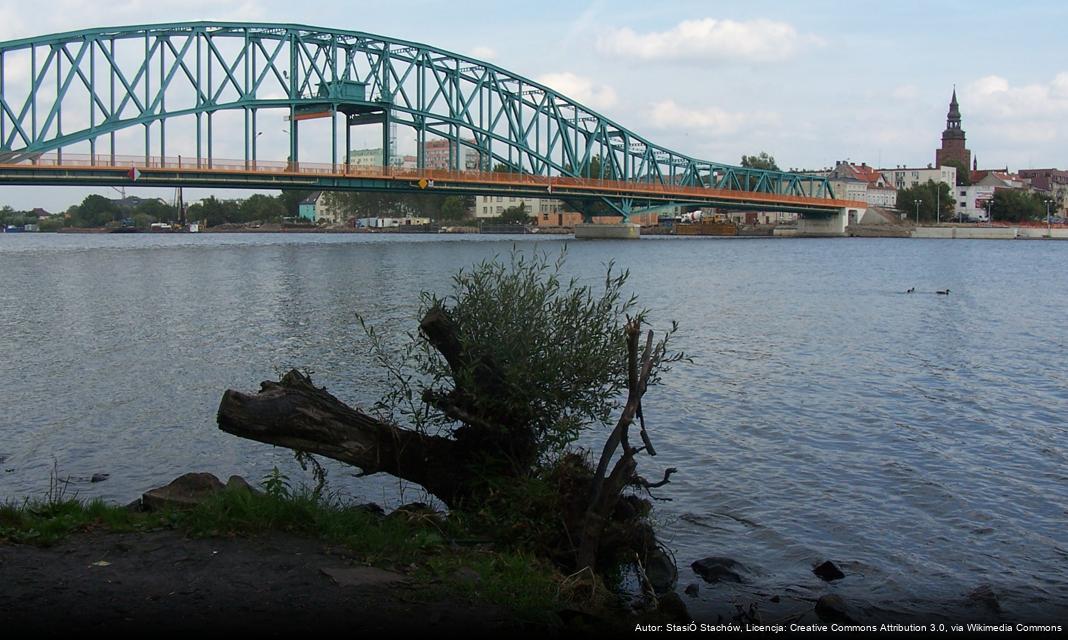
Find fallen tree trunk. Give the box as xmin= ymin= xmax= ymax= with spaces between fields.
xmin=217 ymin=303 xmax=678 ymax=576
xmin=217 ymin=369 xmax=471 ymax=506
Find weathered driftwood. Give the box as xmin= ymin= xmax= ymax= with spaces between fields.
xmin=218 ymin=369 xmax=472 ymax=506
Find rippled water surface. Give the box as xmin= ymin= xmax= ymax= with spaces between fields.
xmin=1 ymin=233 xmax=1065 ymax=621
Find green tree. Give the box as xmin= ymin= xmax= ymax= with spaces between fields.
xmin=497 ymin=203 xmax=531 ymax=225
xmin=941 ymin=160 xmax=972 ymax=186
xmin=990 ymin=189 xmax=1046 ymax=223
xmin=240 ymin=193 xmax=287 ymax=223
xmin=740 ymin=152 xmax=780 ymax=171
xmin=323 ymin=191 xmax=359 ymax=218
xmin=38 ymin=217 xmax=65 ymax=232
xmin=135 ymin=198 xmax=178 ymax=222
xmin=278 ymin=189 xmax=315 ymax=216
xmin=130 ymin=212 xmax=156 ymax=229
xmin=439 ymin=196 xmax=469 ymax=221
xmin=0 ymin=205 xmax=33 ymax=227
xmin=739 ymin=152 xmax=781 ymax=191
xmin=187 ymin=196 xmax=240 ymax=227
xmin=72 ymin=194 xmax=120 ymax=227
xmin=897 ymin=180 xmax=955 ymax=222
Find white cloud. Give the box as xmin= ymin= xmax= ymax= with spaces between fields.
xmin=469 ymin=46 xmax=496 ymax=61
xmin=648 ymin=100 xmax=779 ymax=136
xmin=965 ymin=74 xmax=1068 ymax=118
xmin=536 ymin=72 xmax=618 ymax=110
xmin=596 ymin=18 xmax=821 ymax=63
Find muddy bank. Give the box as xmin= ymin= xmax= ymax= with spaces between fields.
xmin=0 ymin=529 xmax=531 ymax=635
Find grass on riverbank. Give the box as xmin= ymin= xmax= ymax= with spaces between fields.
xmin=0 ymin=483 xmax=604 ymax=625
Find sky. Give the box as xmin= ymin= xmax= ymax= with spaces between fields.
xmin=1 ymin=0 xmax=1066 ymax=211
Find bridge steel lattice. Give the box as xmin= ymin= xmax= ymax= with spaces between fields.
xmin=0 ymin=22 xmax=852 ymax=218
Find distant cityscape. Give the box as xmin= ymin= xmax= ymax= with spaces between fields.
xmin=797 ymin=89 xmax=1066 ymax=225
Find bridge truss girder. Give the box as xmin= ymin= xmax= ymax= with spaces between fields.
xmin=0 ymin=21 xmax=837 ymax=212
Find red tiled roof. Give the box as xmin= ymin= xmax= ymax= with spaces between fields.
xmin=852 ymin=165 xmax=882 ymax=184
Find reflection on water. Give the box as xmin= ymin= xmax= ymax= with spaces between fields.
xmin=1 ymin=233 xmax=1065 ymax=621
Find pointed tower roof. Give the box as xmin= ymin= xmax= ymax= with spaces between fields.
xmin=942 ymin=86 xmax=964 ymax=139
xmin=948 ymin=88 xmax=960 ymax=119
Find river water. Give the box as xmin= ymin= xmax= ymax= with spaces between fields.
xmin=1 ymin=233 xmax=1065 ymax=623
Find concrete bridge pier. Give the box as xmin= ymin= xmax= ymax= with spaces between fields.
xmin=795 ymin=206 xmax=865 ymax=237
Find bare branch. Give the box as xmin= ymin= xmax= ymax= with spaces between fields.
xmin=637 ymin=402 xmax=656 ymax=456
xmin=638 ymin=467 xmax=677 ymax=489
xmin=589 ymin=319 xmax=642 ymax=502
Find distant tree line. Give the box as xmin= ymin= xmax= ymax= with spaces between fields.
xmin=10 ymin=190 xmax=492 ymax=230
xmin=47 ymin=190 xmax=313 ymax=229
xmin=322 ymin=192 xmax=474 ymax=221
xmin=0 ymin=205 xmax=53 ymax=229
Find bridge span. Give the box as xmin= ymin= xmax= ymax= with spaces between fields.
xmin=0 ymin=22 xmax=864 ymax=224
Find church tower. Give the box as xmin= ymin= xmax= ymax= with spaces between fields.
xmin=935 ymin=88 xmax=971 ymax=171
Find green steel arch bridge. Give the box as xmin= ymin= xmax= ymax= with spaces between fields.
xmin=0 ymin=22 xmax=860 ymax=221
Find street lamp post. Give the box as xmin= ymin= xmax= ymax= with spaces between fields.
xmin=986 ymin=200 xmax=993 ymax=227
xmin=1046 ymin=199 xmax=1054 ymax=237
xmin=914 ymin=199 xmax=921 ymax=225
xmin=936 ymin=184 xmax=941 ymax=225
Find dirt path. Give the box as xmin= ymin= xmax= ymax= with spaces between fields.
xmin=0 ymin=529 xmax=518 ymax=635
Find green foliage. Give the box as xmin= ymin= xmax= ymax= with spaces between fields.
xmin=897 ymin=180 xmax=955 ymax=221
xmin=990 ymin=189 xmax=1048 ymax=222
xmin=0 ymin=204 xmax=34 ymax=227
xmin=0 ymin=484 xmax=583 ymax=622
xmin=421 ymin=249 xmax=643 ymax=455
xmin=740 ymin=151 xmax=780 ymax=171
xmin=277 ymin=189 xmax=315 ymax=216
xmin=941 ymin=159 xmax=972 ymax=186
xmin=130 ymin=212 xmax=156 ymax=229
xmin=260 ymin=466 xmax=292 ymax=499
xmin=135 ymin=198 xmax=178 ymax=221
xmin=187 ymin=195 xmax=241 ymax=227
xmin=361 ymin=249 xmax=683 ymax=469
xmin=240 ymin=193 xmax=287 ymax=223
xmin=421 ymin=551 xmax=566 ymax=624
xmin=439 ymin=195 xmax=469 ymax=220
xmin=357 ymin=312 xmax=437 ymax=432
xmin=0 ymin=498 xmax=141 ymax=545
xmin=495 ymin=204 xmax=531 ymax=225
xmin=739 ymin=152 xmax=781 ymax=190
xmin=71 ymin=194 xmax=120 ymax=227
xmin=324 ymin=190 xmax=458 ymax=221
xmin=38 ymin=217 xmax=65 ymax=232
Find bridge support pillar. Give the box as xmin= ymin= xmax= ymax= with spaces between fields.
xmin=574 ymin=223 xmax=640 ymax=240
xmin=795 ymin=206 xmax=862 ymax=237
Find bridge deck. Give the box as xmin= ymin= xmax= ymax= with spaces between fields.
xmin=0 ymin=154 xmax=866 ymax=213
